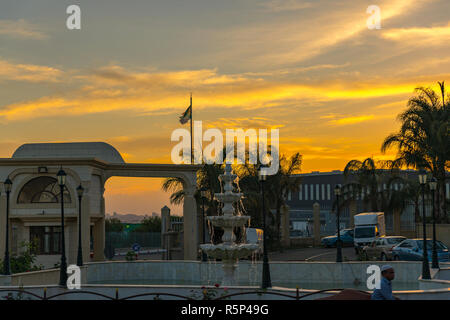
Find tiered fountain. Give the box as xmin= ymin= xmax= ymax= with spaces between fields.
xmin=200 ymin=163 xmax=259 ymax=286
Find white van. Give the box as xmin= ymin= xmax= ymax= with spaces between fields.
xmin=354 ymin=212 xmax=385 ymax=252
xmin=246 ymin=228 xmax=263 ymax=259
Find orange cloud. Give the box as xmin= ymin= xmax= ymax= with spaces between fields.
xmin=0 ymin=58 xmax=63 ymax=82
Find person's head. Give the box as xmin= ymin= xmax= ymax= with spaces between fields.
xmin=381 ymin=265 xmax=395 ymax=281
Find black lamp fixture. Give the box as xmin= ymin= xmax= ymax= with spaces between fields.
xmin=418 ymin=168 xmax=431 ymax=279
xmin=76 ymin=184 xmax=84 ymax=267
xmin=57 ymin=167 xmax=68 ymax=286
xmin=258 ymin=166 xmax=272 ymax=289
xmin=2 ymin=178 xmax=12 ymax=275
xmin=334 ymin=184 xmax=343 ymax=263
xmin=429 ymin=177 xmax=439 ymax=269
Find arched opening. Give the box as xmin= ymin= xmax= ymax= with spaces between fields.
xmin=103 ymin=177 xmax=184 ymax=260
xmin=17 ymin=176 xmax=71 ymax=204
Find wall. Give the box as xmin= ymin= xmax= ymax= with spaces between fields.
xmin=85 ymin=260 xmax=423 ymax=286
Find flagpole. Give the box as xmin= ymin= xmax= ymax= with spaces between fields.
xmin=190 ymin=93 xmax=193 ymax=164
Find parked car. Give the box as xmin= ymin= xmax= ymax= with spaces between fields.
xmin=392 ymin=239 xmax=450 ymax=262
xmin=361 ymin=236 xmax=406 ymax=261
xmin=321 ymin=229 xmax=354 ymax=247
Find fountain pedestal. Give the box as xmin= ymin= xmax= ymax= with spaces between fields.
xmin=200 ymin=163 xmax=259 ymax=286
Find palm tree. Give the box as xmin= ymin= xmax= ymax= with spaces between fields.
xmin=236 ymin=153 xmax=302 ymax=250
xmin=342 ymin=157 xmax=384 ymax=212
xmin=267 ymin=153 xmax=302 ymax=250
xmin=341 ymin=158 xmax=422 ymax=232
xmin=381 ymin=81 xmax=449 ymax=222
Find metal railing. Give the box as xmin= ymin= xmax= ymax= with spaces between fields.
xmin=0 ymin=287 xmax=369 ymax=300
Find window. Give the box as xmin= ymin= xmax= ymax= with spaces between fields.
xmin=30 ymin=226 xmax=62 ymax=254
xmin=327 ymin=184 xmax=331 ymax=200
xmin=17 ymin=176 xmax=71 ymax=204
xmin=321 ymin=184 xmax=325 ymax=200
xmin=316 ymin=184 xmax=320 ymax=200
xmin=399 ymin=241 xmax=412 ymax=248
xmin=310 ymin=184 xmax=314 ymax=200
xmin=298 ymin=185 xmax=302 ymax=200
xmin=387 ymin=237 xmax=405 ymax=245
xmin=287 ymin=190 xmax=292 ymax=201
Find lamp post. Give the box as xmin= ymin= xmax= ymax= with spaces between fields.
xmin=418 ymin=169 xmax=431 ymax=279
xmin=76 ymin=184 xmax=84 ymax=267
xmin=334 ymin=185 xmax=343 ymax=263
xmin=200 ymin=188 xmax=208 ymax=262
xmin=57 ymin=168 xmax=68 ymax=287
xmin=258 ymin=168 xmax=272 ymax=289
xmin=429 ymin=177 xmax=439 ymax=269
xmin=3 ymin=178 xmax=12 ymax=275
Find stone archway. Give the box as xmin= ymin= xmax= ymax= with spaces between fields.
xmin=103 ymin=163 xmax=200 ymax=260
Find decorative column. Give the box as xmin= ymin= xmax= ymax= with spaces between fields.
xmin=393 ymin=208 xmax=401 ymax=235
xmin=281 ymin=204 xmax=290 ymax=247
xmin=93 ymin=218 xmax=105 ymax=261
xmin=0 ymin=192 xmax=6 ymax=266
xmin=313 ymin=202 xmax=321 ymax=246
xmin=161 ymin=205 xmax=171 ymax=260
xmin=183 ymin=187 xmax=198 ymax=260
xmin=349 ymin=200 xmax=357 ymax=228
xmin=81 ymin=183 xmax=91 ymax=263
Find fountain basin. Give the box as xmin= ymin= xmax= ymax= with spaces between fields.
xmin=207 ymin=215 xmax=250 ymax=228
xmin=200 ymin=243 xmax=259 ymax=260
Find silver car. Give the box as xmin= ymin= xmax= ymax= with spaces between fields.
xmin=362 ymin=236 xmax=406 ymax=261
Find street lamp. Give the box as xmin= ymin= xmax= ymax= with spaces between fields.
xmin=429 ymin=177 xmax=439 ymax=269
xmin=57 ymin=167 xmax=68 ymax=286
xmin=3 ymin=178 xmax=12 ymax=275
xmin=200 ymin=187 xmax=208 ymax=262
xmin=334 ymin=185 xmax=343 ymax=263
xmin=258 ymin=167 xmax=272 ymax=289
xmin=418 ymin=169 xmax=431 ymax=279
xmin=76 ymin=184 xmax=84 ymax=267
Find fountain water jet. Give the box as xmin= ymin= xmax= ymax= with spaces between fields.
xmin=200 ymin=163 xmax=259 ymax=286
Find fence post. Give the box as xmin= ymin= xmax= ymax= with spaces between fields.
xmin=43 ymin=287 xmax=47 ymax=300
xmin=115 ymin=288 xmax=119 ymax=300
xmin=161 ymin=206 xmax=171 ymax=259
xmin=313 ymin=203 xmax=320 ymax=247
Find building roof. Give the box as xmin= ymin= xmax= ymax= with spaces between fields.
xmin=12 ymin=142 xmax=125 ymax=164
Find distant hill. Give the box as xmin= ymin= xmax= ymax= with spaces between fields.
xmin=106 ymin=212 xmax=159 ymax=223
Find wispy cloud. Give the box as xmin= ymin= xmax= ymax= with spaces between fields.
xmin=0 ymin=58 xmax=63 ymax=82
xmin=382 ymin=22 xmax=450 ymax=46
xmin=0 ymin=64 xmax=437 ymax=122
xmin=0 ymin=19 xmax=48 ymax=40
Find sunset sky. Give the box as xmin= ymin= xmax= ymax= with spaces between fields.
xmin=1 ymin=0 xmax=449 ymax=216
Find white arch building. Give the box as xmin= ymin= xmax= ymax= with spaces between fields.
xmin=0 ymin=142 xmax=200 ymax=268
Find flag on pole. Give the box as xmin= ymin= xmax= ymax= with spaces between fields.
xmin=179 ymin=103 xmax=192 ymax=124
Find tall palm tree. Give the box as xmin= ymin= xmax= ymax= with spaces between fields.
xmin=381 ymin=81 xmax=449 ymax=221
xmin=341 ymin=158 xmax=422 ymax=231
xmin=342 ymin=157 xmax=384 ymax=212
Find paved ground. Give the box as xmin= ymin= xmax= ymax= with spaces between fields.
xmin=111 ymin=246 xmax=359 ymax=262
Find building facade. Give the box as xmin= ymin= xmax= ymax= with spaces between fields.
xmin=286 ymin=170 xmax=450 ymax=239
xmin=0 ymin=142 xmax=199 ymax=269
